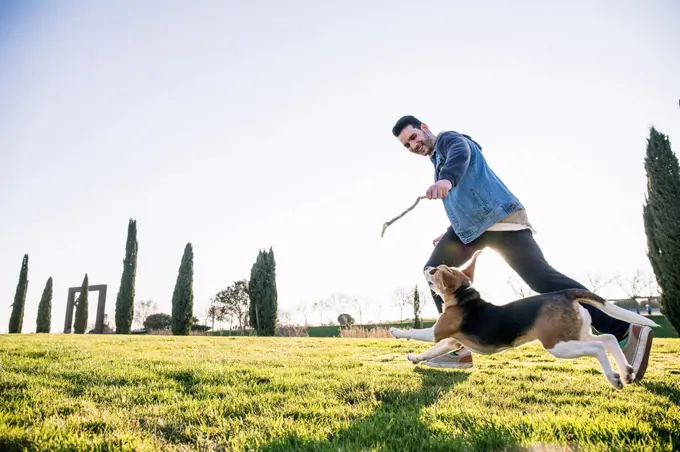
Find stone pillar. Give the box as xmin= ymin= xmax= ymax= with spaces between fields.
xmin=63 ymin=289 xmax=77 ymax=333
xmin=94 ymin=285 xmax=108 ymax=334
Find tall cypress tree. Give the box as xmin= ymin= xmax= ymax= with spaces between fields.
xmin=247 ymin=248 xmax=278 ymax=336
xmin=263 ymin=247 xmax=278 ymax=334
xmin=73 ymin=274 xmax=89 ymax=334
xmin=171 ymin=243 xmax=194 ymax=335
xmin=248 ymin=250 xmax=265 ymax=333
xmin=8 ymin=254 xmax=29 ymax=334
xmin=643 ymin=126 xmax=680 ymax=334
xmin=115 ymin=219 xmax=138 ymax=334
xmin=35 ymin=277 xmax=53 ymax=333
xmin=412 ymin=285 xmax=422 ymax=329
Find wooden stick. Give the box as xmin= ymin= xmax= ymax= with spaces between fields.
xmin=381 ymin=195 xmax=427 ymax=237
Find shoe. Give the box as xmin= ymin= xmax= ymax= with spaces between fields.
xmin=621 ymin=324 xmax=654 ymax=382
xmin=421 ymin=348 xmax=473 ymax=369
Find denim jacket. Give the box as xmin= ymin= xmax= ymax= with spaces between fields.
xmin=430 ymin=131 xmax=523 ymax=244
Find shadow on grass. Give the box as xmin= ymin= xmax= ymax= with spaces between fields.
xmin=642 ymin=380 xmax=680 ymax=405
xmin=258 ymin=367 xmax=523 ymax=452
xmin=641 ymin=381 xmax=680 ymax=450
xmin=164 ymin=369 xmax=201 ymax=395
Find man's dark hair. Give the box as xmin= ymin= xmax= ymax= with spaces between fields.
xmin=392 ymin=115 xmax=422 ymax=137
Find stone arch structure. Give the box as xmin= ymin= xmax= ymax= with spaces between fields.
xmin=63 ymin=284 xmax=108 ymax=334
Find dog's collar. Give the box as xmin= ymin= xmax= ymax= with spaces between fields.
xmin=443 ymin=284 xmax=478 ymax=310
xmin=451 ymin=284 xmax=480 ymax=307
xmin=454 ymin=284 xmax=472 ymax=298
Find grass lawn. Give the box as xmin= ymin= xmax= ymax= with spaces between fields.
xmin=1 ymin=335 xmax=678 ymax=451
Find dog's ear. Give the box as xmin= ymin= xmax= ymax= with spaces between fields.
xmin=458 ymin=250 xmax=482 ymax=282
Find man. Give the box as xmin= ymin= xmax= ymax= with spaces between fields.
xmin=391 ymin=115 xmax=654 ymax=382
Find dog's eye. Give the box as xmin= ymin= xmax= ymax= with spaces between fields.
xmin=429 ymin=268 xmax=437 ymax=275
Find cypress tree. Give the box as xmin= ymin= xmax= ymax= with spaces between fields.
xmin=73 ymin=274 xmax=89 ymax=334
xmin=171 ymin=243 xmax=194 ymax=335
xmin=35 ymin=277 xmax=53 ymax=333
xmin=115 ymin=219 xmax=138 ymax=334
xmin=8 ymin=254 xmax=29 ymax=334
xmin=247 ymin=250 xmax=264 ymax=333
xmin=264 ymin=247 xmax=278 ymax=334
xmin=413 ymin=285 xmax=422 ymax=329
xmin=643 ymin=126 xmax=680 ymax=334
xmin=247 ymin=248 xmax=278 ymax=336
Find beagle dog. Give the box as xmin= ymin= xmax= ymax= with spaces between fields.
xmin=390 ymin=251 xmax=659 ymax=389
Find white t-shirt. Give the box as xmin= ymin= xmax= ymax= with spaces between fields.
xmin=486 ymin=209 xmax=536 ymax=235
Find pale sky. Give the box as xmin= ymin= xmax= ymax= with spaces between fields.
xmin=1 ymin=1 xmax=679 ymax=333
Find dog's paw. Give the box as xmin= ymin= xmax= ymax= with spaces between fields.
xmin=406 ymin=353 xmax=420 ymax=364
xmin=607 ymin=372 xmax=624 ymax=390
xmin=389 ymin=327 xmax=403 ymax=339
xmin=623 ymin=365 xmax=635 ymax=384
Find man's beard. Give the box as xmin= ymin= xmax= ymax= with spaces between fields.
xmin=420 ymin=136 xmax=435 ymax=155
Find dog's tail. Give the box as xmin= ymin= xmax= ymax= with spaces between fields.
xmin=564 ymin=289 xmax=660 ymax=328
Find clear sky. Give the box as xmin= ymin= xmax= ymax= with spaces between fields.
xmin=1 ymin=1 xmax=679 ymax=333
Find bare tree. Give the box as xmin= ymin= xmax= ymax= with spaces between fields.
xmin=327 ymin=292 xmax=364 ymax=325
xmin=506 ymin=274 xmax=534 ymax=299
xmin=296 ymin=300 xmax=309 ymax=326
xmin=133 ymin=299 xmax=157 ymax=329
xmin=351 ymin=296 xmax=364 ymax=325
xmin=584 ymin=271 xmax=615 ymax=293
xmin=375 ymin=299 xmax=385 ymax=323
xmin=312 ymin=298 xmax=332 ymax=325
xmin=392 ymin=287 xmax=412 ymax=321
xmin=642 ymin=271 xmax=660 ymax=298
xmin=278 ymin=309 xmax=293 ymax=326
xmin=616 ymin=269 xmax=646 ymax=313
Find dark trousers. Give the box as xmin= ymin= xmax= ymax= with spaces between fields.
xmin=424 ymin=227 xmax=630 ymax=341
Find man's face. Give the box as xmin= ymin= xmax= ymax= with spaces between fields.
xmin=397 ymin=124 xmax=434 ymax=156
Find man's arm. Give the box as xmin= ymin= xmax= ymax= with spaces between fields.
xmin=436 ymin=132 xmax=472 ymax=187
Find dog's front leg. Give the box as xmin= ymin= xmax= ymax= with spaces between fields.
xmin=407 ymin=338 xmax=460 ymax=364
xmin=390 ymin=325 xmax=435 ymax=343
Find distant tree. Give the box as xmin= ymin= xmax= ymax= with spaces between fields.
xmin=8 ymin=254 xmax=29 ymax=334
xmin=171 ymin=243 xmax=194 ymax=335
xmin=584 ymin=271 xmax=615 ymax=294
xmin=35 ymin=277 xmax=53 ymax=333
xmin=392 ymin=287 xmax=411 ymax=321
xmin=115 ymin=219 xmax=138 ymax=334
xmin=190 ymin=315 xmax=210 ymax=332
xmin=615 ymin=270 xmax=646 ymax=313
xmin=411 ymin=285 xmax=423 ymax=328
xmin=133 ymin=299 xmax=157 ymax=329
xmin=206 ymin=303 xmax=222 ymax=331
xmin=337 ymin=313 xmax=355 ymax=327
xmin=296 ymin=300 xmax=310 ymax=326
xmin=247 ymin=248 xmax=278 ymax=336
xmin=278 ymin=310 xmax=293 ymax=326
xmin=144 ymin=313 xmax=172 ymax=331
xmin=73 ymin=274 xmax=89 ymax=334
xmin=643 ymin=126 xmax=680 ymax=333
xmin=312 ymin=298 xmax=332 ymax=325
xmin=329 ymin=293 xmax=365 ymax=325
xmin=212 ymin=279 xmax=250 ymax=333
xmin=506 ymin=274 xmax=534 ymax=299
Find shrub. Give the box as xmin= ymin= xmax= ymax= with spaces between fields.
xmin=339 ymin=326 xmax=392 ymax=338
xmin=275 ymin=325 xmax=309 ymax=337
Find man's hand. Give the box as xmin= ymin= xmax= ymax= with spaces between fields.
xmin=433 ymin=233 xmax=445 ymax=247
xmin=426 ymin=180 xmax=452 ymax=200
